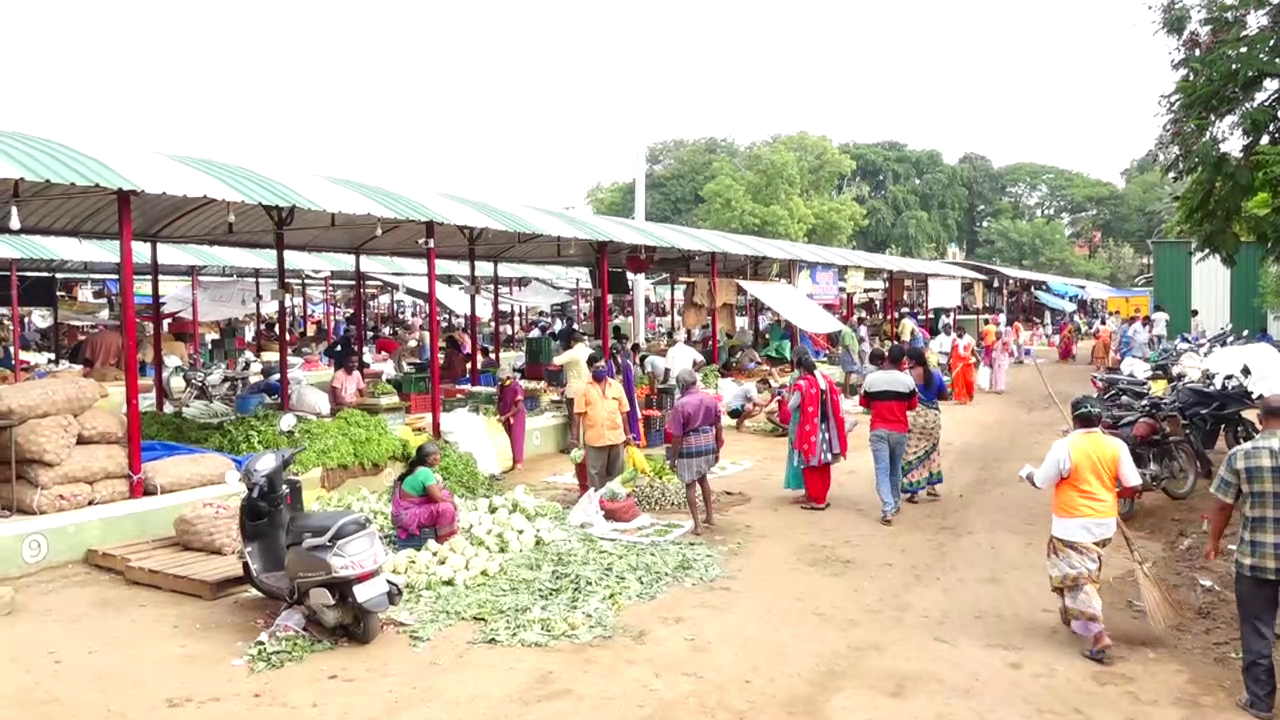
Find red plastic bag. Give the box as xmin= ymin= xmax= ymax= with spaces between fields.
xmin=599 ymin=496 xmax=641 ymax=523
xmin=574 ymin=462 xmax=589 ymax=496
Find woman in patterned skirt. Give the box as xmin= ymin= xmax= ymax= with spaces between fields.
xmin=902 ymin=347 xmax=945 ymax=502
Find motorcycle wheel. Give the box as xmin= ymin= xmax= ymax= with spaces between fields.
xmin=1117 ymin=496 xmax=1137 ymax=520
xmin=1226 ymin=419 xmax=1260 ymax=449
xmin=345 ymin=607 xmax=381 ymax=644
xmin=1159 ymin=441 xmax=1200 ymax=500
xmin=1191 ymin=423 xmax=1221 ymax=452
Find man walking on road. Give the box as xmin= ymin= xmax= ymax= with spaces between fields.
xmin=1206 ymin=395 xmax=1280 ymax=719
xmin=1021 ymin=395 xmax=1141 ymax=665
xmin=860 ymin=344 xmax=917 ymax=526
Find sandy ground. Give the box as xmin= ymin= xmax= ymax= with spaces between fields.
xmin=0 ymin=354 xmax=1251 ymax=719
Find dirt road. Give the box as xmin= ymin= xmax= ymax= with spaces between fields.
xmin=0 ymin=357 xmax=1246 ymax=719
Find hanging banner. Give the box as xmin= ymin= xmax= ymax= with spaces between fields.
xmin=844 ymin=267 xmax=865 ymax=292
xmin=800 ymin=265 xmax=841 ymax=305
xmin=926 ymin=277 xmax=962 ymax=308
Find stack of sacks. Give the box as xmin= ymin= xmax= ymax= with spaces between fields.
xmin=0 ymin=378 xmax=129 ymax=515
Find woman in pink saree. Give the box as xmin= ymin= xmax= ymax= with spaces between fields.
xmin=390 ymin=443 xmax=458 ymax=544
xmin=991 ymin=328 xmax=1013 ymax=394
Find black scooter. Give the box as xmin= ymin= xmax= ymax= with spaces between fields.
xmin=238 ymin=414 xmax=401 ymax=643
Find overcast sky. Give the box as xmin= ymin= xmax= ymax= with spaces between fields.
xmin=6 ymin=1 xmax=1173 ymax=211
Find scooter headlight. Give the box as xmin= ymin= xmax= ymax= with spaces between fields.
xmin=253 ymin=452 xmax=279 ymax=474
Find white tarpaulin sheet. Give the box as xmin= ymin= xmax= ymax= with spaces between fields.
xmin=162 ymin=279 xmax=277 ymax=322
xmin=927 ymin=277 xmax=961 ymax=308
xmin=480 ymin=281 xmax=573 ymax=307
xmin=369 ymin=274 xmax=492 ymax=318
xmin=737 ymin=280 xmax=845 ymax=334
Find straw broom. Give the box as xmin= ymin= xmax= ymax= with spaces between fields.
xmin=1030 ymin=357 xmax=1183 ymax=632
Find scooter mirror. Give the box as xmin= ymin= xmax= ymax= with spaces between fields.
xmin=278 ymin=412 xmax=298 ymax=433
xmin=224 ymin=469 xmax=240 ymax=485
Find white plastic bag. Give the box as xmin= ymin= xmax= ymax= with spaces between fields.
xmin=976 ymin=364 xmax=992 ymax=392
xmin=568 ymin=488 xmax=606 ymax=529
xmin=288 ymin=384 xmax=331 ymax=417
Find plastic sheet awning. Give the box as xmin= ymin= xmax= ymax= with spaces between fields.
xmin=1033 ymin=289 xmax=1078 ymax=314
xmin=737 ymin=280 xmax=845 ymax=334
xmin=1046 ymin=281 xmax=1084 ymax=299
xmin=369 ymin=273 xmax=492 ymax=317
xmin=480 ymin=280 xmax=573 ymax=308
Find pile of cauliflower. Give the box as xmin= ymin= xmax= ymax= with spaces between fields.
xmin=384 ymin=485 xmax=572 ymax=589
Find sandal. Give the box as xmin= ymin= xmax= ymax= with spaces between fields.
xmin=880 ymin=515 xmax=893 ymax=526
xmin=1080 ymin=647 xmax=1111 ymax=665
xmin=926 ymin=488 xmax=941 ymax=498
xmin=801 ymin=503 xmax=829 ymax=511
xmin=905 ymin=494 xmax=920 ymax=504
xmin=1237 ymin=695 xmax=1275 ymax=720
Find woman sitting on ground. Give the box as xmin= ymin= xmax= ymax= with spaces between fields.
xmin=390 ymin=443 xmax=458 ymax=545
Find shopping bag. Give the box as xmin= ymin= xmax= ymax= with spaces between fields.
xmin=624 ymin=445 xmax=648 ymax=473
xmin=976 ymin=364 xmax=992 ymax=392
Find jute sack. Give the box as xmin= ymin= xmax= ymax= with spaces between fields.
xmin=75 ymin=408 xmax=126 ymax=444
xmin=144 ymin=453 xmax=236 ymax=495
xmin=0 ymin=415 xmax=80 ymax=465
xmin=0 ymin=480 xmax=92 ymax=515
xmin=0 ymin=377 xmax=106 ymax=424
xmin=88 ymin=477 xmax=131 ymax=505
xmin=174 ymin=499 xmax=242 ymax=555
xmin=18 ymin=444 xmax=129 ymax=488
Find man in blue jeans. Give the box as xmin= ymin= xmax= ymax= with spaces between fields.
xmin=860 ymin=344 xmax=918 ymax=526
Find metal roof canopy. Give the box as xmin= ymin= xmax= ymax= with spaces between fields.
xmin=943 ymin=260 xmax=1110 ymax=290
xmin=0 ymin=131 xmax=983 ymax=280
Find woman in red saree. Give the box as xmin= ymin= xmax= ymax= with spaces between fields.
xmin=787 ymin=354 xmax=847 ymax=510
xmin=1058 ymin=322 xmax=1076 ymax=362
xmin=950 ymin=327 xmax=977 ymax=404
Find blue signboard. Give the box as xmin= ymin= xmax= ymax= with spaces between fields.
xmin=806 ymin=265 xmax=841 ymax=305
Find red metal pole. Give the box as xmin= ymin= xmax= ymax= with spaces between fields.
xmin=118 ymin=193 xmax=143 ymax=497
xmin=599 ymin=245 xmax=610 ymax=359
xmin=426 ymin=222 xmax=442 ymax=437
xmin=274 ymin=230 xmax=290 ymax=411
xmin=492 ymin=261 xmax=501 ymax=362
xmin=8 ymin=260 xmax=17 ymax=384
xmin=921 ymin=277 xmax=930 ymax=333
xmin=886 ymin=271 xmax=896 ymax=319
xmin=151 ymin=241 xmax=163 ymax=411
xmin=710 ymin=253 xmax=720 ymax=364
xmin=575 ymin=279 xmax=582 ymax=327
xmin=669 ymin=276 xmax=676 ymax=335
xmin=354 ymin=254 xmax=365 ymax=360
xmin=189 ymin=267 xmax=200 ymax=367
xmin=254 ymin=270 xmax=262 ymax=347
xmin=299 ymin=275 xmax=307 ymax=336
xmin=468 ymin=239 xmax=479 ymax=384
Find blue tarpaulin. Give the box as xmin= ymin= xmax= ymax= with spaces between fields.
xmin=1033 ymin=289 xmax=1078 ymax=314
xmin=1046 ymin=281 xmax=1084 ymax=299
xmin=140 ymin=440 xmax=250 ymax=471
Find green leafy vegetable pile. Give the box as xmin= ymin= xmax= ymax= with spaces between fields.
xmin=367 ymin=380 xmax=398 ymax=398
xmin=141 ymin=409 xmax=411 ymax=474
xmin=400 ymin=533 xmax=721 ymax=647
xmin=244 ymin=631 xmax=334 ymax=673
xmin=437 ymin=440 xmax=500 ymax=498
xmin=700 ymin=366 xmax=720 ymax=389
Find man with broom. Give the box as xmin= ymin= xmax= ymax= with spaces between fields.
xmin=1019 ymin=395 xmax=1141 ymax=664
xmin=1206 ymin=395 xmax=1280 ymax=720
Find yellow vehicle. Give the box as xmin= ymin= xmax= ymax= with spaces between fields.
xmin=1107 ymin=293 xmax=1150 ymax=318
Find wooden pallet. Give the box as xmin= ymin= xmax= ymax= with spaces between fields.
xmin=86 ymin=537 xmax=247 ymax=600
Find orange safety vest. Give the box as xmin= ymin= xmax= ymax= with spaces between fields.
xmin=1051 ymin=432 xmax=1123 ymax=519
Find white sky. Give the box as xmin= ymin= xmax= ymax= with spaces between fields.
xmin=6 ymin=1 xmax=1174 ymax=210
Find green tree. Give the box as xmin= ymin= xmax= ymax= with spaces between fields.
xmin=974 ymin=218 xmax=1090 ymax=276
xmin=840 ymin=141 xmax=966 ymax=258
xmin=1158 ymin=0 xmax=1280 ymax=260
xmin=994 ymin=162 xmax=1124 ymax=243
xmin=955 ymin=152 xmax=1001 ymax=259
xmin=697 ymin=133 xmax=866 ymax=246
xmin=586 ymin=138 xmax=742 ymax=224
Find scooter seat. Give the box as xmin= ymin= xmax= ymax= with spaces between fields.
xmin=286 ymin=511 xmax=370 ymax=546
xmin=1097 ymin=373 xmax=1147 ymax=387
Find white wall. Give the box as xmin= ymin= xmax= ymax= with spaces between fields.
xmin=1190 ymin=253 xmax=1232 ymax=333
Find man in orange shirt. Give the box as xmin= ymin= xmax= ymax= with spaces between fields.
xmin=1011 ymin=316 xmax=1025 ymax=364
xmin=1020 ymin=395 xmax=1141 ymax=664
xmin=980 ymin=316 xmax=999 ymax=367
xmin=574 ymin=352 xmax=634 ymax=491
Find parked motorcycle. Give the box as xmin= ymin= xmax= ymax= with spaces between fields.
xmin=238 ymin=413 xmax=401 ymax=643
xmin=163 ymin=352 xmax=256 ymax=407
xmin=1173 ymin=367 xmax=1259 ymax=452
xmin=1101 ymin=395 xmax=1200 ymax=520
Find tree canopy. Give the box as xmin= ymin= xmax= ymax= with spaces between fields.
xmin=586 ymin=133 xmax=1172 ymax=286
xmin=1158 ymin=0 xmax=1280 ymax=261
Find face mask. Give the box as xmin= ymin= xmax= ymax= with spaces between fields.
xmin=591 ymin=368 xmax=608 ymax=382
xmin=501 ymin=378 xmax=512 ymax=385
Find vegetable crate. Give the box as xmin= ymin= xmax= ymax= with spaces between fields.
xmin=644 ymin=429 xmax=665 ymax=448
xmin=400 ymin=393 xmax=432 ymax=415
xmin=443 ymin=397 xmax=469 ymax=412
xmin=400 ymin=373 xmax=432 ymax=395
xmin=523 ymin=396 xmax=540 ymax=412
xmin=525 ymin=337 xmax=555 ymax=365
xmin=523 ymin=363 xmax=545 ymax=381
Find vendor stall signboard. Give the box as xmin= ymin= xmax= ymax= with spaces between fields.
xmin=802 ymin=265 xmax=841 ymax=305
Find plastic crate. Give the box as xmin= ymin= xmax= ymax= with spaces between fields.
xmin=523 ymin=396 xmax=540 ymax=412
xmin=443 ymin=397 xmax=469 ymax=412
xmin=644 ymin=429 xmax=665 ymax=448
xmin=523 ymin=364 xmax=545 ymax=381
xmin=400 ymin=373 xmax=431 ymax=395
xmin=400 ymin=393 xmax=432 ymax=415
xmin=545 ymin=367 xmax=566 ymax=386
